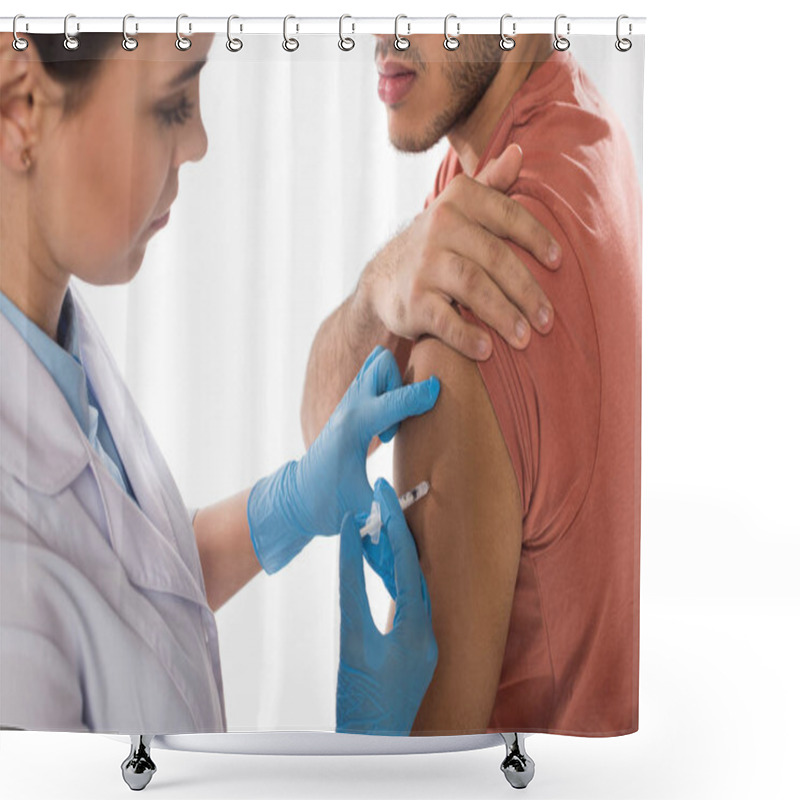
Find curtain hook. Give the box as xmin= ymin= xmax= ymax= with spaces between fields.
xmin=12 ymin=15 xmax=29 ymax=51
xmin=394 ymin=15 xmax=410 ymax=51
xmin=339 ymin=14 xmax=355 ymax=51
xmin=615 ymin=15 xmax=632 ymax=52
xmin=63 ymin=13 xmax=80 ymax=51
xmin=499 ymin=14 xmax=516 ymax=51
xmin=122 ymin=14 xmax=138 ymax=51
xmin=227 ymin=15 xmax=243 ymax=52
xmin=554 ymin=14 xmax=571 ymax=51
xmin=283 ymin=15 xmax=299 ymax=52
xmin=444 ymin=14 xmax=460 ymax=51
xmin=176 ymin=14 xmax=192 ymax=50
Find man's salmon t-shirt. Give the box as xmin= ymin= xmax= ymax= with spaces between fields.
xmin=423 ymin=50 xmax=642 ymax=736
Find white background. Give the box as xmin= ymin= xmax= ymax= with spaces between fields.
xmin=1 ymin=1 xmax=799 ymax=798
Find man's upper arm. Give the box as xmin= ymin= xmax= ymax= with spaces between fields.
xmin=392 ymin=336 xmax=522 ymax=735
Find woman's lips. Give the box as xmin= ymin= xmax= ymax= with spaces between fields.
xmin=149 ymin=209 xmax=170 ymax=232
xmin=378 ymin=71 xmax=416 ymax=105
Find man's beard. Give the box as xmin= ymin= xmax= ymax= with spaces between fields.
xmin=379 ymin=36 xmax=502 ymax=154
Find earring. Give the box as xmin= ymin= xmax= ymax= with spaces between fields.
xmin=21 ymin=149 xmax=32 ymax=169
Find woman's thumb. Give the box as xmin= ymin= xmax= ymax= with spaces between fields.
xmin=476 ymin=143 xmax=523 ymax=191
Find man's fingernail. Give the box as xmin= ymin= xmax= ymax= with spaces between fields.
xmin=477 ymin=338 xmax=490 ymax=357
xmin=538 ymin=306 xmax=552 ymax=329
xmin=548 ymin=242 xmax=561 ymax=264
xmin=516 ymin=319 xmax=529 ymax=342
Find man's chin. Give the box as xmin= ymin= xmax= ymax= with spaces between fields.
xmin=387 ymin=125 xmax=440 ymax=155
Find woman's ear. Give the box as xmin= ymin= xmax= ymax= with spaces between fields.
xmin=0 ymin=33 xmax=49 ymax=173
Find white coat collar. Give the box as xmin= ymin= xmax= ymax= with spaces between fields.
xmin=0 ymin=308 xmax=90 ymax=493
xmin=0 ymin=288 xmax=209 ymax=608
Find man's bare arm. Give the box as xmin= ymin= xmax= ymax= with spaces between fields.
xmin=300 ymin=272 xmax=410 ymax=448
xmin=300 ymin=145 xmax=560 ymax=448
xmin=391 ymin=336 xmax=523 ymax=735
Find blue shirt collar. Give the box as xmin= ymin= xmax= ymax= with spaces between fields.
xmin=0 ymin=286 xmax=94 ymax=438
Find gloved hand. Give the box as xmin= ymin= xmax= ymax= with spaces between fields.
xmin=247 ymin=346 xmax=440 ymax=574
xmin=337 ymin=478 xmax=438 ymax=735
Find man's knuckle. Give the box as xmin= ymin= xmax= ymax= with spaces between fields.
xmin=449 ymin=173 xmax=469 ymax=195
xmin=520 ymin=274 xmax=541 ymax=304
xmin=487 ymin=236 xmax=507 ymax=268
xmin=450 ymin=254 xmax=468 ymax=283
xmin=462 ymin=264 xmax=482 ymax=295
xmin=500 ymin=197 xmax=519 ymax=227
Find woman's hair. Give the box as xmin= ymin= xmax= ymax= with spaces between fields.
xmin=27 ymin=33 xmax=119 ymax=118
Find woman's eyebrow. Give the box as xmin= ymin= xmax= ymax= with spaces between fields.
xmin=167 ymin=58 xmax=207 ymax=89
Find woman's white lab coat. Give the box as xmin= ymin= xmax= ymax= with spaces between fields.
xmin=0 ymin=286 xmax=226 ymax=734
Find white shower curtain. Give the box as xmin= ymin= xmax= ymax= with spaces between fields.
xmin=75 ymin=32 xmax=643 ymax=731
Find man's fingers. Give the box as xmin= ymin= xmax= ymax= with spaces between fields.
xmin=454 ymin=221 xmax=554 ymax=337
xmin=438 ymin=253 xmax=537 ymax=348
xmin=421 ymin=295 xmax=496 ymax=361
xmin=476 ymin=143 xmax=523 ymax=193
xmin=456 ymin=176 xmax=562 ymax=272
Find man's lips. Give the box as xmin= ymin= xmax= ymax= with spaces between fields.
xmin=377 ymin=61 xmax=417 ymax=105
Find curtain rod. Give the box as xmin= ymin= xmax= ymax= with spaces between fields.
xmin=1 ymin=16 xmax=646 ymax=37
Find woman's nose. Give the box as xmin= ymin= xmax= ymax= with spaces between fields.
xmin=175 ymin=117 xmax=208 ymax=167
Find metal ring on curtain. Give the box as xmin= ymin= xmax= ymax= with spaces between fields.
xmin=226 ymin=15 xmax=243 ymax=51
xmin=499 ymin=14 xmax=515 ymax=51
xmin=283 ymin=15 xmax=299 ymax=51
xmin=339 ymin=14 xmax=355 ymax=51
xmin=394 ymin=15 xmax=410 ymax=51
xmin=176 ymin=14 xmax=192 ymax=50
xmin=122 ymin=15 xmax=138 ymax=51
xmin=12 ymin=15 xmax=28 ymax=51
xmin=554 ymin=15 xmax=570 ymax=51
xmin=444 ymin=14 xmax=460 ymax=50
xmin=63 ymin=13 xmax=79 ymax=51
xmin=615 ymin=15 xmax=632 ymax=51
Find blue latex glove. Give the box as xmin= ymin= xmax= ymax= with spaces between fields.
xmin=247 ymin=346 xmax=440 ymax=574
xmin=337 ymin=478 xmax=438 ymax=735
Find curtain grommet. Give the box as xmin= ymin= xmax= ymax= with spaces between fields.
xmin=499 ymin=14 xmax=516 ymax=51
xmin=283 ymin=15 xmax=299 ymax=52
xmin=176 ymin=14 xmax=192 ymax=50
xmin=444 ymin=14 xmax=460 ymax=51
xmin=12 ymin=15 xmax=29 ymax=51
xmin=122 ymin=14 xmax=138 ymax=51
xmin=554 ymin=14 xmax=571 ymax=51
xmin=338 ymin=14 xmax=355 ymax=51
xmin=394 ymin=15 xmax=410 ymax=51
xmin=63 ymin=13 xmax=80 ymax=51
xmin=227 ymin=15 xmax=243 ymax=52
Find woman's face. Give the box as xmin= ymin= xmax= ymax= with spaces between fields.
xmin=32 ymin=33 xmax=213 ymax=286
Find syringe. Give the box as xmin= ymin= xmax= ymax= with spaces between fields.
xmin=359 ymin=480 xmax=431 ymax=544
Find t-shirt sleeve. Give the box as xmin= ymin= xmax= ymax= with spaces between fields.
xmin=456 ymin=190 xmax=601 ymax=551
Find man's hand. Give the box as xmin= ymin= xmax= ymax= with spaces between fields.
xmin=356 ymin=143 xmax=561 ymax=362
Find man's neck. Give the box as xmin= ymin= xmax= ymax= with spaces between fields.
xmin=447 ymin=35 xmax=551 ymax=176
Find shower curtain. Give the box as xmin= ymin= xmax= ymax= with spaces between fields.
xmin=0 ymin=19 xmax=644 ymax=738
